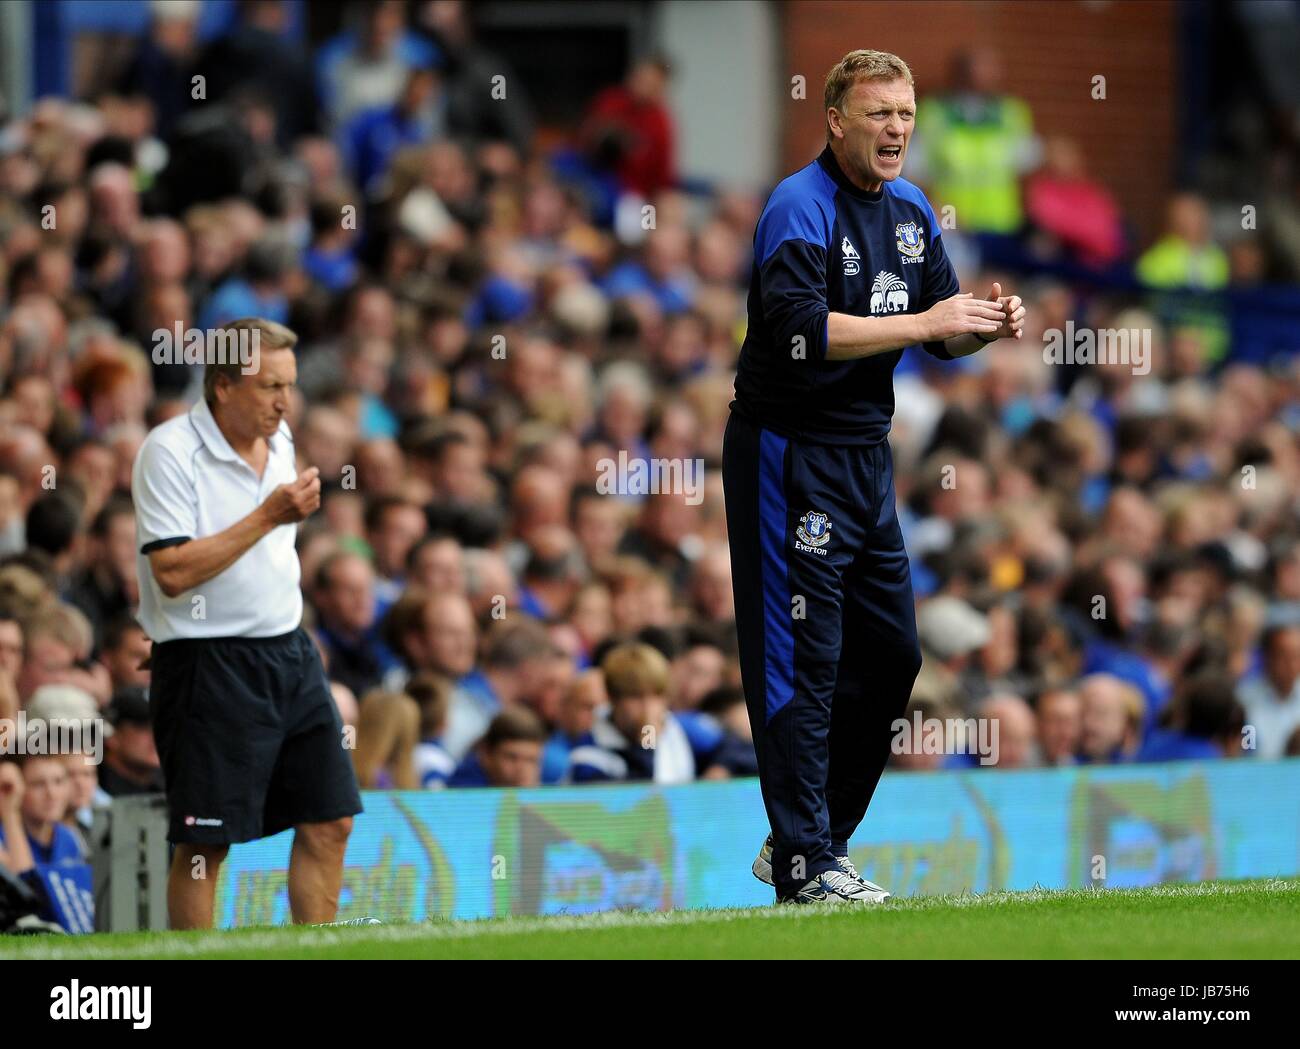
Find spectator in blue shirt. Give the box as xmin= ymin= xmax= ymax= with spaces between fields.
xmin=695 ymin=685 xmax=758 ymax=778
xmin=441 ymin=617 xmax=571 ymax=762
xmin=1138 ymin=672 xmax=1245 ymax=762
xmin=364 ymin=497 xmax=428 ymax=609
xmin=345 ymin=66 xmax=444 ymax=195
xmin=542 ymin=668 xmax=606 ymax=784
xmin=0 ymin=756 xmax=94 ymax=933
xmin=383 ymin=590 xmax=477 ymax=690
xmin=1077 ymin=674 xmax=1144 ymax=764
xmin=569 ymin=642 xmax=709 ymax=784
xmin=303 ymin=197 xmax=361 ymax=294
xmin=312 ymin=551 xmax=400 ymax=700
xmin=449 ymin=708 xmax=548 ymax=788
xmin=316 ymin=0 xmax=440 ymax=129
xmin=1066 ymin=555 xmax=1171 ymax=727
xmin=602 ymin=226 xmax=696 ymax=315
xmin=405 ymin=673 xmax=456 ymax=789
xmin=196 ymin=234 xmax=297 ymax=331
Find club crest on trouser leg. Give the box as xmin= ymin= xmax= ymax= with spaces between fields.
xmin=795 ymin=510 xmax=832 ymax=555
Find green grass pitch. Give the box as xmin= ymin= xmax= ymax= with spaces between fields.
xmin=4 ymin=879 xmax=1299 ymax=960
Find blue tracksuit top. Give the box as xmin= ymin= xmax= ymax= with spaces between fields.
xmin=733 ymin=145 xmax=961 ymax=445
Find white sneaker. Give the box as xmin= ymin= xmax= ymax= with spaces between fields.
xmin=752 ymin=834 xmax=775 ymax=885
xmin=756 ymin=836 xmax=892 ymax=902
xmin=779 ymin=869 xmax=884 ymax=905
xmin=836 ymin=855 xmax=892 ymax=901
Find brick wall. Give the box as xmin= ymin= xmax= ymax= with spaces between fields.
xmin=780 ymin=0 xmax=1177 ymax=244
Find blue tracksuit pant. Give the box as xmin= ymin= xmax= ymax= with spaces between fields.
xmin=722 ymin=410 xmax=923 ymax=898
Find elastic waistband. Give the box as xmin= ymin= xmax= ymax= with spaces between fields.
xmin=154 ymin=626 xmax=304 ymax=650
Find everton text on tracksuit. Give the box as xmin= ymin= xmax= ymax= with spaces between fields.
xmin=723 ymin=145 xmax=960 ymax=898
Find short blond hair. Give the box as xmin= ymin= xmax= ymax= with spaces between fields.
xmin=601 ymin=642 xmax=670 ymax=702
xmin=202 ymin=317 xmax=297 ymax=405
xmin=824 ymin=49 xmax=914 ymax=136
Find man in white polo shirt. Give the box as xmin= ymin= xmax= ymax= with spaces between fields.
xmin=131 ymin=317 xmax=361 ymax=929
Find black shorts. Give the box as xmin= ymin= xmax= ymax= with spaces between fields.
xmin=149 ymin=626 xmax=363 ymax=845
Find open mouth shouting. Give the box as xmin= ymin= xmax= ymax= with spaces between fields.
xmin=876 ymin=143 xmax=903 ymax=168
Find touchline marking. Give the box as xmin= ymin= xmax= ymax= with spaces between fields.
xmin=6 ymin=879 xmax=1296 ymax=961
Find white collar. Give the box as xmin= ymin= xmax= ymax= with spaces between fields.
xmin=190 ymin=398 xmax=290 ymax=464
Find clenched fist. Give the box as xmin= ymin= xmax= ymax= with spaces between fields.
xmin=260 ymin=467 xmax=321 ymax=526
xmin=984 ymin=282 xmax=1027 ymax=341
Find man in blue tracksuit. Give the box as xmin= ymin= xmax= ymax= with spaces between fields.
xmin=724 ymin=49 xmax=1026 ymax=904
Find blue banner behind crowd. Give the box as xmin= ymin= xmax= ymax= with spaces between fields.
xmin=214 ymin=759 xmax=1300 ymax=927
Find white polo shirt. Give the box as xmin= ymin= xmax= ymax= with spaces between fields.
xmin=131 ymin=398 xmax=303 ymax=642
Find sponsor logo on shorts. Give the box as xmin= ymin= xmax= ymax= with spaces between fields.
xmin=184 ymin=815 xmax=223 ymax=827
xmin=794 ymin=510 xmax=832 ymax=555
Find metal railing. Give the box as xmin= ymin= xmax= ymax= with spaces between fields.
xmin=91 ymin=795 xmax=170 ymax=933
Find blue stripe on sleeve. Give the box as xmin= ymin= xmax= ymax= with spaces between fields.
xmin=754 ymin=164 xmax=835 ymax=268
